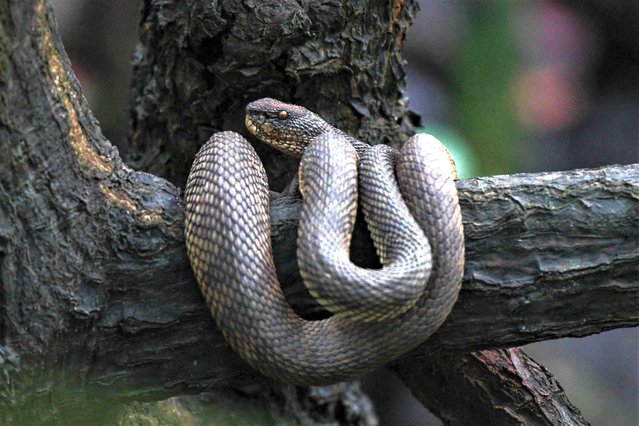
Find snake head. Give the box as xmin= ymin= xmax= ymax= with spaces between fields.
xmin=245 ymin=98 xmax=333 ymax=158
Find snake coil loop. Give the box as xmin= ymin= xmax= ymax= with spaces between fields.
xmin=185 ymin=99 xmax=464 ymax=385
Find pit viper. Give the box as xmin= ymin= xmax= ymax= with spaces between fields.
xmin=184 ymin=98 xmax=464 ymax=385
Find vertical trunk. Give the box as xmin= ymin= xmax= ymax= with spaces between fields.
xmin=128 ymin=0 xmax=419 ymax=190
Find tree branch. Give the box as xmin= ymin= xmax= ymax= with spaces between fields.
xmin=394 ymin=348 xmax=589 ymax=425
xmin=79 ymin=163 xmax=639 ymax=400
xmin=273 ymin=164 xmax=639 ymax=350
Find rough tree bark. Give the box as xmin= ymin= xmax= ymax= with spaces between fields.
xmin=0 ymin=0 xmax=637 ymax=425
xmin=395 ymin=348 xmax=590 ymax=425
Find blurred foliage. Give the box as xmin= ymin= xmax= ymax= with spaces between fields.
xmin=1 ymin=378 xmax=125 ymax=426
xmin=416 ymin=126 xmax=479 ymax=179
xmin=2 ymin=382 xmax=286 ymax=426
xmin=456 ymin=1 xmax=520 ymax=176
xmin=120 ymin=397 xmax=288 ymax=426
xmin=0 ymin=366 xmax=284 ymax=426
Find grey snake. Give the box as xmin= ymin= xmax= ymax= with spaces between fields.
xmin=184 ymin=98 xmax=464 ymax=385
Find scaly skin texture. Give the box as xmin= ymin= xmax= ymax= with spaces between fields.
xmin=303 ymin=143 xmax=436 ymax=321
xmin=184 ymin=100 xmax=464 ymax=385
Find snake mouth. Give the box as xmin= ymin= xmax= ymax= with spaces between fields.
xmin=245 ymin=115 xmax=257 ymax=136
xmin=245 ymin=115 xmax=276 ymax=140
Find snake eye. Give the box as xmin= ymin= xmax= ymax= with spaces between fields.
xmin=277 ymin=110 xmax=289 ymax=120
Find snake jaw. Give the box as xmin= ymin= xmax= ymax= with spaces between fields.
xmin=245 ymin=115 xmax=257 ymax=136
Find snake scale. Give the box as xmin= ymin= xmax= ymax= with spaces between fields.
xmin=184 ymin=98 xmax=464 ymax=385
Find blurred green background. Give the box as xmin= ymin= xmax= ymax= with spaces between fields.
xmin=50 ymin=0 xmax=638 ymax=425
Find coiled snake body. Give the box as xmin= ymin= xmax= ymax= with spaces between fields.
xmin=185 ymin=98 xmax=464 ymax=385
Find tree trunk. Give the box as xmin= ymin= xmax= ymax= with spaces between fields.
xmin=127 ymin=0 xmax=417 ymax=189
xmin=1 ymin=0 xmax=636 ymax=424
